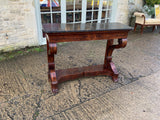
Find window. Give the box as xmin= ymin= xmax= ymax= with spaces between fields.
xmin=40 ymin=0 xmax=113 ymax=24
xmin=40 ymin=0 xmax=61 ymax=24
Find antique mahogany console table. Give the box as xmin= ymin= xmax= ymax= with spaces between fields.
xmin=43 ymin=23 xmax=132 ymax=93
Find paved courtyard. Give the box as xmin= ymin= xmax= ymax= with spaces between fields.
xmin=0 ymin=30 xmax=160 ymax=120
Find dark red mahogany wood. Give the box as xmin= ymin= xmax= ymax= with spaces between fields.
xmin=43 ymin=23 xmax=132 ymax=93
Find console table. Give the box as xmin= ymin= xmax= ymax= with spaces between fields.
xmin=43 ymin=23 xmax=132 ymax=93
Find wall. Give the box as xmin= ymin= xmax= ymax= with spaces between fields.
xmin=114 ymin=0 xmax=129 ymax=25
xmin=114 ymin=0 xmax=143 ymax=25
xmin=0 ymin=0 xmax=144 ymax=52
xmin=0 ymin=0 xmax=39 ymax=52
xmin=128 ymin=0 xmax=144 ymax=17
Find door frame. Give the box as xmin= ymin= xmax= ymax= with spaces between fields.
xmin=34 ymin=0 xmax=45 ymax=45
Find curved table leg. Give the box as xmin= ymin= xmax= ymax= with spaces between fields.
xmin=47 ymin=41 xmax=58 ymax=93
xmin=104 ymin=38 xmax=127 ymax=82
xmin=46 ymin=35 xmax=50 ymax=82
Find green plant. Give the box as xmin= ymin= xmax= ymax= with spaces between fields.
xmin=17 ymin=51 xmax=23 ymax=54
xmin=144 ymin=5 xmax=155 ymax=17
xmin=33 ymin=47 xmax=44 ymax=52
xmin=144 ymin=0 xmax=160 ymax=7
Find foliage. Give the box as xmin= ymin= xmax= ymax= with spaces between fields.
xmin=0 ymin=46 xmax=45 ymax=62
xmin=144 ymin=0 xmax=160 ymax=7
xmin=143 ymin=0 xmax=160 ymax=17
xmin=143 ymin=5 xmax=155 ymax=17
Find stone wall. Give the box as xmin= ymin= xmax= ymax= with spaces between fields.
xmin=114 ymin=0 xmax=129 ymax=25
xmin=128 ymin=0 xmax=144 ymax=18
xmin=115 ymin=0 xmax=143 ymax=25
xmin=0 ymin=0 xmax=144 ymax=52
xmin=0 ymin=0 xmax=38 ymax=52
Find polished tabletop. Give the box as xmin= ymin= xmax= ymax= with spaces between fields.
xmin=42 ymin=22 xmax=132 ymax=33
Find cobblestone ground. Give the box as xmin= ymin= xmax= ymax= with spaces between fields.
xmin=0 ymin=30 xmax=160 ymax=120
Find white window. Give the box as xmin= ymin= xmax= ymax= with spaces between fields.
xmin=40 ymin=0 xmax=114 ymax=24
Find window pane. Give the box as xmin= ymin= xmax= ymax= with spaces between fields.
xmin=52 ymin=0 xmax=61 ymax=11
xmin=94 ymin=0 xmax=99 ymax=10
xmin=52 ymin=6 xmax=61 ymax=12
xmin=102 ymin=0 xmax=113 ymax=9
xmin=66 ymin=0 xmax=74 ymax=11
xmin=75 ymin=12 xmax=81 ymax=22
xmin=66 ymin=0 xmax=82 ymax=11
xmin=67 ymin=13 xmax=73 ymax=22
xmin=52 ymin=13 xmax=61 ymax=23
xmin=102 ymin=0 xmax=107 ymax=9
xmin=101 ymin=10 xmax=111 ymax=19
xmin=87 ymin=0 xmax=98 ymax=10
xmin=108 ymin=1 xmax=112 ymax=10
xmin=40 ymin=0 xmax=61 ymax=12
xmin=40 ymin=6 xmax=50 ymax=12
xmin=86 ymin=12 xmax=92 ymax=20
xmin=93 ymin=11 xmax=98 ymax=19
xmin=75 ymin=3 xmax=82 ymax=11
xmin=41 ymin=14 xmax=51 ymax=24
xmin=101 ymin=11 xmax=105 ymax=19
xmin=87 ymin=0 xmax=92 ymax=10
xmin=106 ymin=10 xmax=111 ymax=18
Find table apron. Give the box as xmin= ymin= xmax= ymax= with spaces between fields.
xmin=46 ymin=30 xmax=129 ymax=43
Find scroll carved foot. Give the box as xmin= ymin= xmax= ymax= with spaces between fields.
xmin=110 ymin=62 xmax=118 ymax=82
xmin=104 ymin=39 xmax=127 ymax=82
xmin=50 ymin=70 xmax=58 ymax=93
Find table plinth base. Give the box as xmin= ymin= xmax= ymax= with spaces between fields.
xmin=46 ymin=35 xmax=128 ymax=94
xmin=49 ymin=64 xmax=118 ymax=93
xmin=43 ymin=23 xmax=131 ymax=94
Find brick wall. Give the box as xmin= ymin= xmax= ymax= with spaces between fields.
xmin=0 ymin=0 xmax=38 ymax=52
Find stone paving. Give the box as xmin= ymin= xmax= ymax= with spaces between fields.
xmin=0 ymin=30 xmax=160 ymax=120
